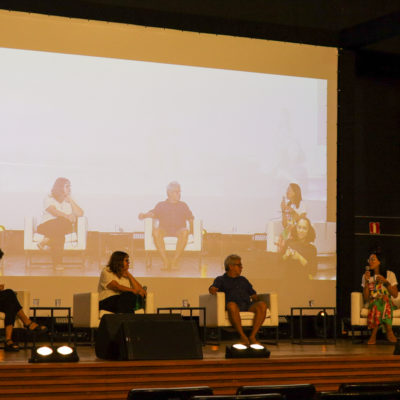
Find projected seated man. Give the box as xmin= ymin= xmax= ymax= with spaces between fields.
xmin=209 ymin=254 xmax=267 ymax=345
xmin=138 ymin=181 xmax=194 ymax=271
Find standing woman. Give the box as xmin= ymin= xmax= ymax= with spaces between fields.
xmin=37 ymin=177 xmax=84 ymax=269
xmin=98 ymin=251 xmax=147 ymax=313
xmin=362 ymin=250 xmax=398 ymax=344
xmin=0 ymin=249 xmax=47 ymax=351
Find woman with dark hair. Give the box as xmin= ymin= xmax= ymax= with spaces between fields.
xmin=362 ymin=250 xmax=398 ymax=344
xmin=0 ymin=249 xmax=47 ymax=351
xmin=37 ymin=177 xmax=84 ymax=269
xmin=278 ymin=183 xmax=307 ymax=251
xmin=282 ymin=216 xmax=317 ymax=277
xmin=98 ymin=251 xmax=147 ymax=313
xmin=280 ymin=183 xmax=306 ymax=232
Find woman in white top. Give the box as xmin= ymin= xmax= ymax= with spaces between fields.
xmin=37 ymin=177 xmax=84 ymax=268
xmin=362 ymin=250 xmax=398 ymax=344
xmin=98 ymin=251 xmax=147 ymax=313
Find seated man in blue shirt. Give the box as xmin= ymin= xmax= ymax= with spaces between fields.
xmin=139 ymin=181 xmax=194 ymax=271
xmin=209 ymin=254 xmax=267 ymax=345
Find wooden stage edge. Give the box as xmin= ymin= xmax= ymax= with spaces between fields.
xmin=1 ymin=340 xmax=400 ymax=400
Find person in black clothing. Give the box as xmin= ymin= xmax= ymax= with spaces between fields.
xmin=209 ymin=254 xmax=267 ymax=345
xmin=0 ymin=249 xmax=47 ymax=351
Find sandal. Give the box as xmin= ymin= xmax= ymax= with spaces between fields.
xmin=25 ymin=322 xmax=48 ymax=333
xmin=4 ymin=339 xmax=20 ymax=352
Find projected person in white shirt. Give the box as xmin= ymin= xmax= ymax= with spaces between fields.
xmin=37 ymin=177 xmax=84 ymax=270
xmin=138 ymin=181 xmax=194 ymax=271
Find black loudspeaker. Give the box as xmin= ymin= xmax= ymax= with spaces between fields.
xmin=95 ymin=314 xmax=203 ymax=360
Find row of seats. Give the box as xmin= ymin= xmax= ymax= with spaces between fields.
xmin=126 ymin=383 xmax=400 ymax=400
xmin=4 ymin=290 xmax=391 ymax=342
xmin=23 ymin=217 xmax=335 ymax=265
xmin=0 ymin=290 xmax=279 ymax=342
xmin=72 ymin=291 xmax=279 ymax=341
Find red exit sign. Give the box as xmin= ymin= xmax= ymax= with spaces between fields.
xmin=369 ymin=222 xmax=380 ymax=234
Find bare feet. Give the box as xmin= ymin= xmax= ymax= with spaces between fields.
xmin=249 ymin=336 xmax=261 ymax=345
xmin=239 ymin=335 xmax=250 ymax=346
xmin=367 ymin=336 xmax=376 ymax=345
xmin=387 ymin=331 xmax=398 ymax=343
xmin=160 ymin=260 xmax=171 ymax=271
xmin=170 ymin=259 xmax=180 ymax=270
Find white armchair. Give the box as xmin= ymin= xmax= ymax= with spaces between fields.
xmin=24 ymin=216 xmax=88 ymax=267
xmin=0 ymin=290 xmax=30 ymax=329
xmin=351 ymin=291 xmax=400 ymax=340
xmin=73 ymin=291 xmax=155 ymax=337
xmin=199 ymin=292 xmax=279 ymax=343
xmin=144 ymin=218 xmax=202 ymax=269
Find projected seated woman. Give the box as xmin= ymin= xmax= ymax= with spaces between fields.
xmin=98 ymin=251 xmax=147 ymax=313
xmin=278 ymin=183 xmax=306 ymax=251
xmin=0 ymin=249 xmax=47 ymax=352
xmin=362 ymin=250 xmax=398 ymax=345
xmin=37 ymin=177 xmax=84 ymax=270
xmin=281 ymin=216 xmax=317 ymax=278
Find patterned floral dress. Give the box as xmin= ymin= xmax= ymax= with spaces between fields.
xmin=367 ymin=279 xmax=396 ymax=331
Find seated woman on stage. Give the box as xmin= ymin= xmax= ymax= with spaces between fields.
xmin=362 ymin=250 xmax=398 ymax=345
xmin=98 ymin=251 xmax=147 ymax=313
xmin=0 ymin=249 xmax=47 ymax=352
xmin=37 ymin=177 xmax=84 ymax=269
xmin=281 ymin=216 xmax=317 ymax=278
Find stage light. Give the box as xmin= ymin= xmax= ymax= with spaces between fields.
xmin=225 ymin=343 xmax=270 ymax=359
xmin=57 ymin=345 xmax=74 ymax=355
xmin=37 ymin=346 xmax=53 ymax=356
xmin=29 ymin=345 xmax=79 ymax=363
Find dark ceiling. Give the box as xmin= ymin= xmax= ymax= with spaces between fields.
xmin=1 ymin=0 xmax=400 ymax=55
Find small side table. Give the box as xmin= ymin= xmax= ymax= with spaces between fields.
xmin=290 ymin=306 xmax=336 ymax=344
xmin=30 ymin=306 xmax=72 ymax=346
xmin=157 ymin=307 xmax=206 ymax=345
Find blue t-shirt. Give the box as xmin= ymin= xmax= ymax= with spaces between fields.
xmin=152 ymin=200 xmax=193 ymax=236
xmin=210 ymin=273 xmax=256 ymax=311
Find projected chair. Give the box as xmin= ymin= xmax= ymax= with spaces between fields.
xmin=24 ymin=216 xmax=88 ymax=267
xmin=143 ymin=217 xmax=203 ymax=269
xmin=73 ymin=291 xmax=155 ymax=341
xmin=237 ymin=384 xmax=316 ymax=400
xmin=199 ymin=292 xmax=278 ymax=343
xmin=351 ymin=291 xmax=400 ymax=341
xmin=127 ymin=386 xmax=213 ymax=400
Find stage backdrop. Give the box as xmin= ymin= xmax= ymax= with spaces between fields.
xmin=0 ymin=10 xmax=337 ymax=314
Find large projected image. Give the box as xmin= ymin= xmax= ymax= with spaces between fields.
xmin=0 ymin=46 xmax=335 ymax=281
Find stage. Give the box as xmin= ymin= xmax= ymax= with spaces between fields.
xmin=1 ymin=339 xmax=400 ymax=399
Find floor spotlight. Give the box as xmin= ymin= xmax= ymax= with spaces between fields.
xmin=225 ymin=343 xmax=270 ymax=359
xmin=29 ymin=345 xmax=79 ymax=363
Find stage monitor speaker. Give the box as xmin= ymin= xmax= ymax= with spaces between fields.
xmin=95 ymin=314 xmax=203 ymax=360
